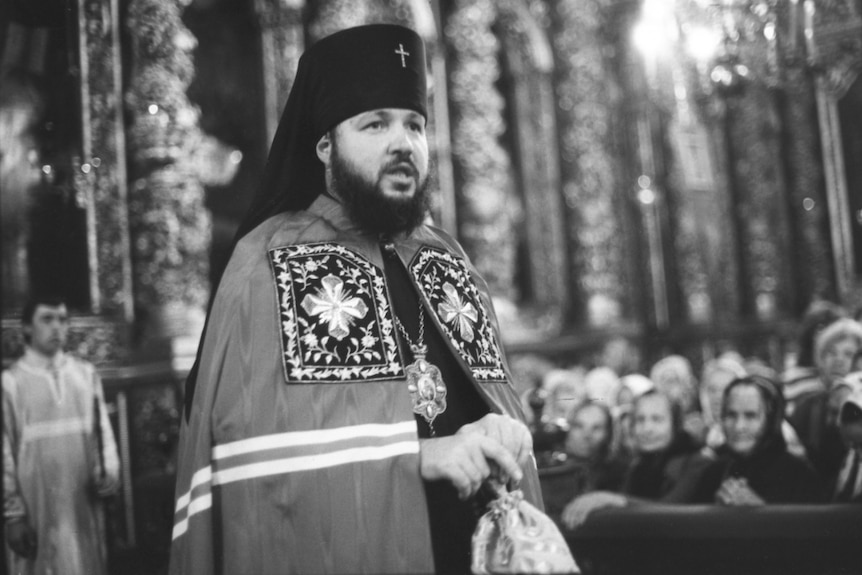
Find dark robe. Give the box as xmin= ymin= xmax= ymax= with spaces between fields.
xmin=622 ymin=433 xmax=704 ymax=501
xmin=688 ymin=442 xmax=826 ymax=504
xmin=540 ymin=455 xmax=627 ymax=524
xmin=788 ymin=390 xmax=846 ymax=484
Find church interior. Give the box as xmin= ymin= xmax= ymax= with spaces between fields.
xmin=2 ymin=0 xmax=862 ymax=573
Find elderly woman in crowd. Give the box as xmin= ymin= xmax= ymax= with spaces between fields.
xmin=650 ymin=355 xmax=706 ymax=442
xmin=700 ymin=356 xmax=748 ymax=449
xmin=541 ymin=401 xmax=626 ymax=525
xmin=789 ymin=318 xmax=862 ymax=483
xmin=782 ymin=300 xmax=846 ymax=414
xmin=690 ymin=375 xmax=825 ymax=505
xmin=561 ymin=389 xmax=710 ymax=528
xmin=613 ymin=374 xmax=655 ymax=460
xmin=701 ymin=355 xmax=807 ymax=458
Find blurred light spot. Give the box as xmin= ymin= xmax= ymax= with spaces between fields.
xmin=148 ymin=104 xmax=159 ymax=115
xmin=637 ymin=188 xmax=656 ymax=205
xmin=637 ymin=175 xmax=651 ymax=188
xmin=229 ymin=150 xmax=243 ymax=164
xmin=685 ymin=26 xmax=721 ymax=62
xmin=802 ymin=197 xmax=815 ymax=211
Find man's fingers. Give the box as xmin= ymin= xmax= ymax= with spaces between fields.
xmin=476 ymin=436 xmax=522 ymax=483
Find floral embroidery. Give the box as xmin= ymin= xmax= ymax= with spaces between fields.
xmin=301 ymin=275 xmax=369 ymax=341
xmin=437 ymin=283 xmax=478 ymax=343
xmin=410 ymin=246 xmax=507 ymax=383
xmin=269 ymin=243 xmax=403 ymax=383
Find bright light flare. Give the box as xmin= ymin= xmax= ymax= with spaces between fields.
xmin=633 ymin=0 xmax=678 ymax=59
xmin=685 ymin=26 xmax=722 ymax=62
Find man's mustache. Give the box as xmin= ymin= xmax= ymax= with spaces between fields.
xmin=380 ymin=157 xmax=419 ymax=179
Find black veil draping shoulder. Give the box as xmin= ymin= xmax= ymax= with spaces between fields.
xmin=184 ymin=24 xmax=428 ymax=418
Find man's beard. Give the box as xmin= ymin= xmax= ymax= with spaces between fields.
xmin=330 ymin=142 xmax=431 ymax=236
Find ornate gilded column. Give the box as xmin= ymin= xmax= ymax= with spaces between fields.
xmin=805 ymin=0 xmax=862 ymax=306
xmin=547 ymin=0 xmax=629 ymax=326
xmin=254 ymin=0 xmax=305 ymax=145
xmin=77 ymin=0 xmax=134 ymax=322
xmin=781 ymin=62 xmax=836 ymax=305
xmin=497 ymin=1 xmax=567 ymax=318
xmin=445 ymin=0 xmax=519 ymax=301
xmin=125 ymin=0 xmax=210 ymax=358
xmin=723 ymin=33 xmax=795 ymax=321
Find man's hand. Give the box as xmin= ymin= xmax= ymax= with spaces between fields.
xmin=715 ymin=477 xmax=765 ymax=506
xmin=6 ymin=519 xmax=37 ymax=559
xmin=419 ymin=433 xmax=523 ymax=500
xmin=561 ymin=491 xmax=627 ymax=530
xmin=456 ymin=413 xmax=533 ymax=469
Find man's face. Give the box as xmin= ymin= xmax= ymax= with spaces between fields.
xmin=319 ymin=108 xmax=430 ymax=235
xmin=25 ymin=304 xmax=68 ymax=357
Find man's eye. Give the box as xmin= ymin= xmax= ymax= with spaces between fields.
xmin=365 ymin=121 xmax=384 ymax=130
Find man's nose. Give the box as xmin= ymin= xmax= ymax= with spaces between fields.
xmin=388 ymin=127 xmax=414 ymax=155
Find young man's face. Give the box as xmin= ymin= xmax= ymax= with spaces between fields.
xmin=25 ymin=304 xmax=69 ymax=357
xmin=317 ymin=108 xmax=430 ymax=234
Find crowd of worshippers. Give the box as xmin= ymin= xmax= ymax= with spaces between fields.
xmin=519 ymin=300 xmax=862 ymax=529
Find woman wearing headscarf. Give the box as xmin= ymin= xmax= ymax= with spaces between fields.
xmin=650 ymin=355 xmax=705 ymax=443
xmin=700 ymin=356 xmax=748 ymax=449
xmin=613 ymin=373 xmax=655 ymax=460
xmin=690 ymin=375 xmax=825 ymax=505
xmin=789 ymin=318 xmax=862 ymax=483
xmin=782 ymin=300 xmax=846 ymax=413
xmin=542 ymin=401 xmax=626 ymax=526
xmin=561 ymin=390 xmax=710 ymax=528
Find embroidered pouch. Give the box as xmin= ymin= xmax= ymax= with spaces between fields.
xmin=472 ymin=485 xmax=579 ymax=574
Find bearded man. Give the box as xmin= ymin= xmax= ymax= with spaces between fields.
xmin=169 ymin=24 xmax=541 ymax=575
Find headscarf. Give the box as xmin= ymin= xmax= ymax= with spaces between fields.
xmin=719 ymin=375 xmax=787 ymax=458
xmin=623 ymin=390 xmax=698 ymax=499
xmin=584 ymin=366 xmax=621 ymax=407
xmin=618 ymin=374 xmax=654 ymax=402
xmin=184 ymin=24 xmax=428 ymax=418
xmin=650 ymin=355 xmax=698 ymax=412
xmin=699 ymin=356 xmax=747 ymax=429
xmin=714 ymin=375 xmax=826 ymax=503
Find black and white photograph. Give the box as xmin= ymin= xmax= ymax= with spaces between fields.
xmin=2 ymin=0 xmax=861 ymax=573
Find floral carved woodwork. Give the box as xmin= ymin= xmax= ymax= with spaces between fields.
xmin=125 ymin=0 xmax=210 ymax=338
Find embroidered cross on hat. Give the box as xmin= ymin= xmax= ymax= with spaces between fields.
xmin=395 ymin=43 xmax=410 ymax=67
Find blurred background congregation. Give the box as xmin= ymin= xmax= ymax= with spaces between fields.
xmin=2 ymin=0 xmax=862 ymax=572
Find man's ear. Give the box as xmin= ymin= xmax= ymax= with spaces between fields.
xmin=316 ymin=132 xmax=332 ymax=166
